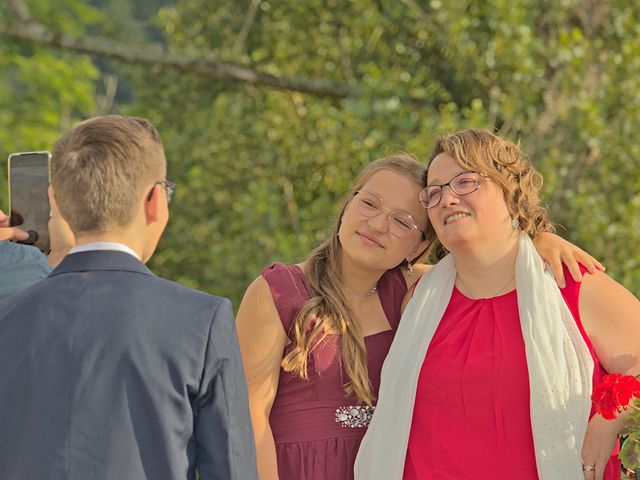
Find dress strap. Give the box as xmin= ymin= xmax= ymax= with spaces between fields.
xmin=261 ymin=263 xmax=310 ymax=336
xmin=377 ymin=267 xmax=408 ymax=330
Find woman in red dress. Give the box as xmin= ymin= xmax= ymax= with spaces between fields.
xmin=356 ymin=130 xmax=640 ymax=480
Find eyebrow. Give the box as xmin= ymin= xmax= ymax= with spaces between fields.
xmin=427 ymin=169 xmax=468 ymax=186
xmin=359 ymin=189 xmax=421 ymax=217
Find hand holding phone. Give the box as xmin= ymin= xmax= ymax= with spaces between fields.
xmin=8 ymin=151 xmax=51 ymax=252
xmin=0 ymin=210 xmax=30 ymax=242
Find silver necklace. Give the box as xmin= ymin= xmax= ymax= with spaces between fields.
xmin=456 ymin=272 xmax=515 ymax=299
xmin=344 ymin=284 xmax=378 ymax=297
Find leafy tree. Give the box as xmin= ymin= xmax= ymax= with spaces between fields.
xmin=1 ymin=0 xmax=638 ymax=305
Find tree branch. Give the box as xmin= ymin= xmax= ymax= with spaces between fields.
xmin=1 ymin=0 xmax=436 ymax=106
xmin=0 ymin=15 xmax=353 ymax=99
xmin=232 ymin=0 xmax=261 ymax=56
xmin=6 ymin=0 xmax=33 ymax=23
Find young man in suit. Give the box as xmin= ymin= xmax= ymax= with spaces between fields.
xmin=0 ymin=115 xmax=257 ymax=480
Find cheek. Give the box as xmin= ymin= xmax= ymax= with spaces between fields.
xmin=341 ymin=204 xmax=355 ymax=223
xmin=338 ymin=204 xmax=360 ymax=232
xmin=479 ymin=199 xmax=510 ymax=224
xmin=427 ymin=209 xmax=442 ymax=232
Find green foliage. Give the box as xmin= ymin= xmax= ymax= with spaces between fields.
xmin=2 ymin=0 xmax=639 ymax=305
xmin=0 ymin=0 xmax=101 ymax=205
xmin=620 ymin=400 xmax=640 ymax=470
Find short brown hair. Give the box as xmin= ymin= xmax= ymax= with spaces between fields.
xmin=426 ymin=129 xmax=554 ymax=259
xmin=50 ymin=115 xmax=165 ymax=234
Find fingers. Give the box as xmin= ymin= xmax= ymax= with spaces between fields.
xmin=561 ymin=248 xmax=583 ymax=283
xmin=0 ymin=226 xmax=29 ymax=242
xmin=576 ymin=250 xmax=605 ymax=275
xmin=547 ymin=256 xmax=566 ymax=288
xmin=558 ymin=246 xmax=606 ymax=285
xmin=581 ymin=463 xmax=596 ymax=480
xmin=0 ymin=209 xmax=29 ymax=240
xmin=0 ymin=210 xmax=10 ymax=228
xmin=582 ymin=459 xmax=608 ymax=480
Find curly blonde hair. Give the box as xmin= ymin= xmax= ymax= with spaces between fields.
xmin=281 ymin=153 xmax=428 ymax=405
xmin=426 ymin=129 xmax=554 ymax=260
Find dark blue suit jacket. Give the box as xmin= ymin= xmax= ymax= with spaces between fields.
xmin=0 ymin=250 xmax=257 ymax=480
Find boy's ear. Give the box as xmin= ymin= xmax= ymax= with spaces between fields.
xmin=144 ymin=185 xmax=160 ymax=224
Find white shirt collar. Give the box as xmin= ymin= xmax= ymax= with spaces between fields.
xmin=69 ymin=242 xmax=141 ymax=261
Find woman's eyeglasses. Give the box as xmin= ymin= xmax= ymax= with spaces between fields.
xmin=419 ymin=172 xmax=487 ymax=209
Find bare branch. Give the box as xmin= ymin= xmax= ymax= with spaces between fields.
xmin=95 ymin=74 xmax=118 ymax=115
xmin=0 ymin=0 xmax=434 ymax=106
xmin=232 ymin=0 xmax=261 ymax=56
xmin=6 ymin=0 xmax=34 ymax=23
xmin=0 ymin=17 xmax=353 ymax=99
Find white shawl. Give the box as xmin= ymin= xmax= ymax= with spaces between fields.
xmin=354 ymin=235 xmax=594 ymax=480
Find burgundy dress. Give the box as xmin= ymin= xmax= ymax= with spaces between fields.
xmin=261 ymin=263 xmax=407 ymax=480
xmin=403 ymin=266 xmax=619 ymax=479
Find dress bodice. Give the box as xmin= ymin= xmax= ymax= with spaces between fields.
xmin=261 ymin=263 xmax=407 ymax=479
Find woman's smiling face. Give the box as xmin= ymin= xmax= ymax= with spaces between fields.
xmin=426 ymin=152 xmax=512 ymax=252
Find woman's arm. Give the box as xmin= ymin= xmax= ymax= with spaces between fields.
xmin=579 ymin=271 xmax=640 ymax=480
xmin=533 ymin=232 xmax=604 ymax=287
xmin=580 ymin=271 xmax=640 ymax=376
xmin=236 ymin=276 xmax=288 ymax=480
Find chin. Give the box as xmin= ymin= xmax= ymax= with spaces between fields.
xmin=438 ymin=234 xmax=474 ymax=252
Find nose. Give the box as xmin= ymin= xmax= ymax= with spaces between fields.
xmin=439 ymin=185 xmax=460 ymax=207
xmin=367 ymin=210 xmax=390 ymax=232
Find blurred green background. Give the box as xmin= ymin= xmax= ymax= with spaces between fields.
xmin=1 ymin=0 xmax=638 ymax=306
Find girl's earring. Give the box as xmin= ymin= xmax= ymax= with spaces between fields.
xmin=406 ymin=259 xmax=413 ymax=277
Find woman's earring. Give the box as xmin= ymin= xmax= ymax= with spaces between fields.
xmin=406 ymin=259 xmax=413 ymax=277
xmin=511 ymin=218 xmax=521 ymax=231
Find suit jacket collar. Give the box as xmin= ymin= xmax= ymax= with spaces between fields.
xmin=50 ymin=250 xmax=154 ymax=277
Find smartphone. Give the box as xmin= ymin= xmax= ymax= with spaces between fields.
xmin=8 ymin=151 xmax=51 ymax=252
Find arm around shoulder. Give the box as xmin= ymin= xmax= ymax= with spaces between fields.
xmin=195 ymin=296 xmax=259 ymax=480
xmin=579 ymin=271 xmax=640 ymax=376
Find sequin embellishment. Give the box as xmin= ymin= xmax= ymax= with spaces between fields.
xmin=334 ymin=405 xmax=375 ymax=428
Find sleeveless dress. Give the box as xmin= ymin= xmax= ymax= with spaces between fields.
xmin=403 ymin=266 xmax=620 ymax=480
xmin=261 ymin=263 xmax=407 ymax=480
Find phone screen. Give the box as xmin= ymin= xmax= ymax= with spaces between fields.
xmin=8 ymin=152 xmax=51 ymax=252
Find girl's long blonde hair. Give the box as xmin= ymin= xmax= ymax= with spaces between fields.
xmin=281 ymin=154 xmax=427 ymax=405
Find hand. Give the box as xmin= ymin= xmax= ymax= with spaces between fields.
xmin=47 ymin=187 xmax=75 ymax=266
xmin=581 ymin=413 xmax=620 ymax=480
xmin=533 ymin=232 xmax=605 ymax=288
xmin=0 ymin=210 xmax=29 ymax=242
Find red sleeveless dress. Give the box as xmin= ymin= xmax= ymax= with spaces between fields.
xmin=403 ymin=266 xmax=619 ymax=479
xmin=261 ymin=263 xmax=407 ymax=480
